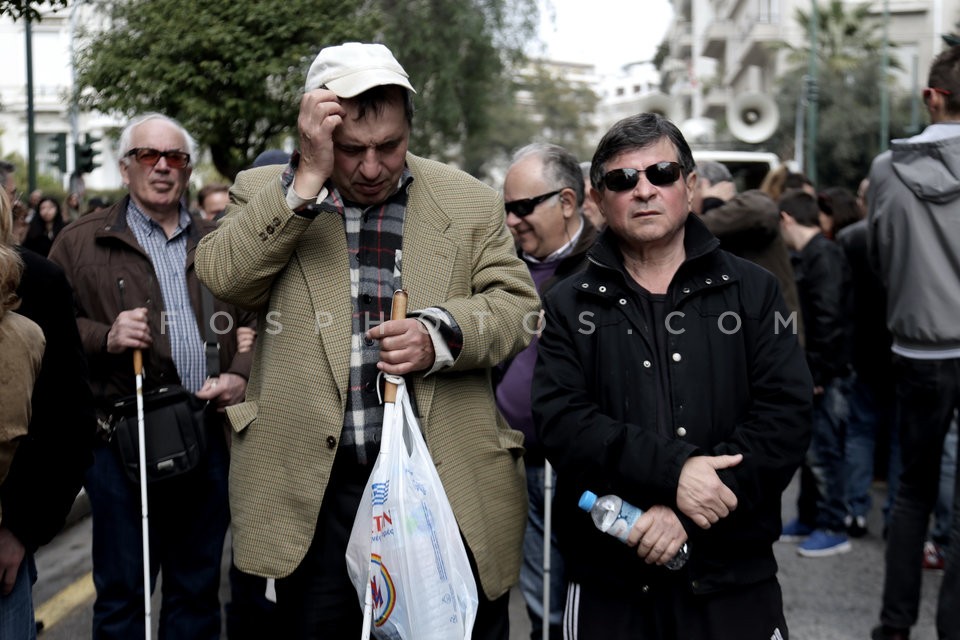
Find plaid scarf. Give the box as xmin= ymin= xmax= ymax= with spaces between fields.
xmin=300 ymin=172 xmax=413 ymax=464
xmin=281 ymin=157 xmax=428 ymax=463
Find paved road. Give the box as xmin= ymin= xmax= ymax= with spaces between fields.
xmin=776 ymin=480 xmax=942 ymax=640
xmin=32 ymin=515 xmax=532 ymax=639
xmin=33 ymin=475 xmax=942 ymax=639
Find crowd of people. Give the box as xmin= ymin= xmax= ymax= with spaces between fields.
xmin=0 ymin=40 xmax=958 ymax=640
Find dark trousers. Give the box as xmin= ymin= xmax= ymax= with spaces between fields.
xmin=85 ymin=434 xmax=230 ymax=640
xmin=274 ymin=448 xmax=510 ymax=639
xmin=564 ymin=576 xmax=787 ymax=640
xmin=880 ymin=356 xmax=960 ymax=639
xmin=225 ymin=554 xmax=278 ymax=640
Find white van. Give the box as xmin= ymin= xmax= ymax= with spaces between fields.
xmin=692 ymin=150 xmax=781 ymax=192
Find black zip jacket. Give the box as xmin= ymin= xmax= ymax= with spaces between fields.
xmin=532 ymin=215 xmax=812 ymax=595
xmin=792 ymin=233 xmax=854 ymax=386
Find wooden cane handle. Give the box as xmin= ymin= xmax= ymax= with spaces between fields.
xmin=133 ymin=349 xmax=143 ymax=377
xmin=383 ymin=290 xmax=409 ymax=404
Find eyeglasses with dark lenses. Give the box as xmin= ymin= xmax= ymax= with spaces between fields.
xmin=601 ymin=162 xmax=682 ymax=192
xmin=504 ymin=189 xmax=562 ymax=217
xmin=126 ymin=147 xmax=191 ymax=169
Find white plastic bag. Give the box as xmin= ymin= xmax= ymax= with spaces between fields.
xmin=346 ymin=379 xmax=479 ymax=640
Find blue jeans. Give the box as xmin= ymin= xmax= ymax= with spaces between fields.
xmin=931 ymin=419 xmax=958 ymax=545
xmin=879 ymin=356 xmax=960 ymax=637
xmin=0 ymin=553 xmax=36 ymax=639
xmin=520 ymin=464 xmax=565 ymax=640
xmin=86 ymin=432 xmax=230 ymax=640
xmin=803 ymin=375 xmax=852 ymax=531
xmin=844 ymin=375 xmax=899 ymax=523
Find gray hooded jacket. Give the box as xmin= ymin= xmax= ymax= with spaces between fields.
xmin=867 ymin=123 xmax=960 ymax=353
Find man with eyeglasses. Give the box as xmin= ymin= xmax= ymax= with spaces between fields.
xmin=497 ymin=143 xmax=597 ymax=640
xmin=867 ymin=45 xmax=960 ymax=640
xmin=531 ymin=112 xmax=812 ymax=640
xmin=47 ymin=113 xmax=255 ymax=639
xmin=195 ymin=43 xmax=538 ymax=637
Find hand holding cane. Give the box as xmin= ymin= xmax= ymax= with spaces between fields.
xmin=133 ymin=348 xmax=153 ymax=639
xmin=361 ymin=289 xmax=408 ymax=640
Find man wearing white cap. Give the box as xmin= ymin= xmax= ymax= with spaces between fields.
xmin=197 ymin=42 xmax=539 ymax=637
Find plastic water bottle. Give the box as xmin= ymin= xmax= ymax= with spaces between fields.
xmin=578 ymin=490 xmax=689 ymax=570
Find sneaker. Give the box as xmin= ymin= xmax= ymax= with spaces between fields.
xmin=922 ymin=541 xmax=944 ymax=571
xmin=797 ymin=529 xmax=851 ymax=557
xmin=780 ymin=518 xmax=814 ymax=542
xmin=846 ymin=514 xmax=868 ymax=538
xmin=870 ymin=624 xmax=910 ymax=640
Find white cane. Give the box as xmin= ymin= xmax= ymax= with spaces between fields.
xmin=133 ymin=349 xmax=153 ymax=639
xmin=361 ymin=290 xmax=409 ymax=640
xmin=542 ymin=459 xmax=553 ymax=640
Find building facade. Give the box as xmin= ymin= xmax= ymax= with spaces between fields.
xmin=664 ymin=0 xmax=960 ymax=145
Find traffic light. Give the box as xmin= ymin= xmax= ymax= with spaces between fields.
xmin=74 ymin=133 xmax=101 ymax=174
xmin=48 ymin=133 xmax=67 ymax=173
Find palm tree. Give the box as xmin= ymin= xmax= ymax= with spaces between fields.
xmin=769 ymin=0 xmax=908 ymax=190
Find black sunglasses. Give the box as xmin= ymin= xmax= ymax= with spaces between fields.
xmin=126 ymin=147 xmax=191 ymax=169
xmin=601 ymin=162 xmax=682 ymax=192
xmin=504 ymin=189 xmax=563 ymax=217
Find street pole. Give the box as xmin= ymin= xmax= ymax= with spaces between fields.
xmin=805 ymin=1 xmax=818 ymax=187
xmin=879 ymin=0 xmax=890 ymax=152
xmin=794 ymin=76 xmax=806 ymax=170
xmin=909 ymin=54 xmax=920 ymax=134
xmin=69 ymin=0 xmax=85 ymax=195
xmin=25 ymin=15 xmax=37 ymax=193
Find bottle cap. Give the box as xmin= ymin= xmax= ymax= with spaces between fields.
xmin=578 ymin=490 xmax=598 ymax=511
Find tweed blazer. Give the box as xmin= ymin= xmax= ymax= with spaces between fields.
xmin=196 ymin=153 xmax=539 ymax=600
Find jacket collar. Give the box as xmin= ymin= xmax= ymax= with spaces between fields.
xmin=95 ymin=195 xmax=205 ymax=263
xmin=578 ymin=214 xmax=736 ymax=302
xmin=517 ymin=216 xmax=599 ymax=264
xmin=587 ymin=213 xmax=719 ymax=272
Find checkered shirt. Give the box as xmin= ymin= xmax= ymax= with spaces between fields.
xmin=125 ymin=202 xmax=206 ymax=393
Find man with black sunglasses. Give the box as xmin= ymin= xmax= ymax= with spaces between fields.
xmin=498 ymin=142 xmax=598 ymax=640
xmin=48 ymin=113 xmax=255 ymax=639
xmin=532 ymin=112 xmax=812 ymax=640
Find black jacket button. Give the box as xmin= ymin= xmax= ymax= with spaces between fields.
xmin=326 ymin=436 xmax=337 ymax=449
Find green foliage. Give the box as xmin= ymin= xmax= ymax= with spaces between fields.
xmin=73 ymin=0 xmax=541 ymax=181
xmin=74 ymin=0 xmax=380 ymax=180
xmin=652 ymin=41 xmax=669 ymax=73
xmin=379 ymin=0 xmax=539 ymax=176
xmin=768 ymin=0 xmax=912 ymax=190
xmin=521 ymin=65 xmax=599 ymax=160
xmin=0 ymin=0 xmax=68 ymax=21
xmin=786 ymin=1 xmax=893 ymax=71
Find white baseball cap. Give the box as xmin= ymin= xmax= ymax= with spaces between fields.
xmin=304 ymin=42 xmax=416 ymax=98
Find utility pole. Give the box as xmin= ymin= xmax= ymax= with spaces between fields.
xmin=909 ymin=54 xmax=920 ymax=134
xmin=25 ymin=15 xmax=37 ymax=193
xmin=805 ymin=1 xmax=819 ymax=187
xmin=69 ymin=0 xmax=85 ymax=195
xmin=794 ymin=77 xmax=806 ymax=171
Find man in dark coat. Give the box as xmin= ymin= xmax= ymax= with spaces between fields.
xmin=498 ymin=142 xmax=597 ymax=640
xmin=49 ymin=113 xmax=253 ymax=639
xmin=532 ymin=113 xmax=812 ymax=640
